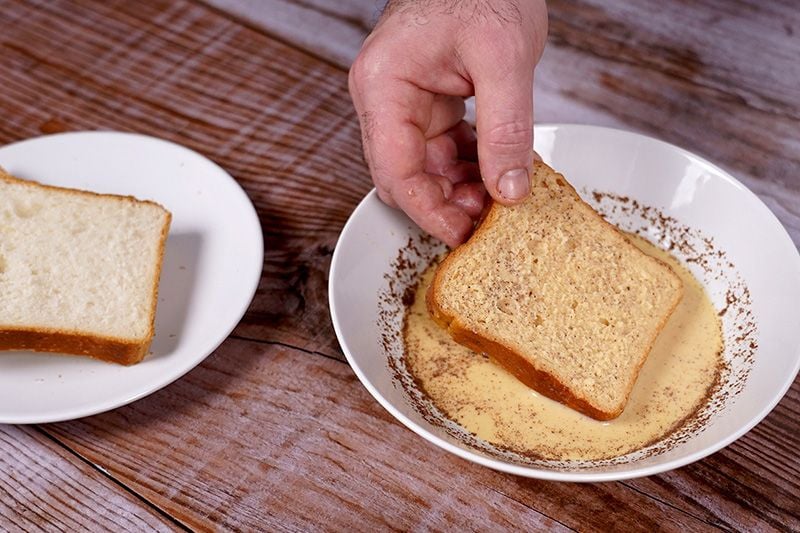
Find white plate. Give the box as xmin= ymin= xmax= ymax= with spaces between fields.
xmin=0 ymin=132 xmax=263 ymax=424
xmin=329 ymin=124 xmax=800 ymax=481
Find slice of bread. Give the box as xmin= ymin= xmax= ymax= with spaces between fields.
xmin=426 ymin=162 xmax=683 ymax=420
xmin=0 ymin=167 xmax=171 ymax=365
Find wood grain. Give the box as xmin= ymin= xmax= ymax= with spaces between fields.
xmin=203 ymin=0 xmax=380 ymax=68
xmin=629 ymin=386 xmax=800 ymax=530
xmin=43 ymin=336 xmax=758 ymax=532
xmin=542 ymin=0 xmax=800 ymax=194
xmin=0 ymin=425 xmax=176 ymax=531
xmin=0 ymin=0 xmax=797 ymax=530
xmin=207 ymin=0 xmax=800 ymax=247
xmin=0 ymin=0 xmax=367 ymax=357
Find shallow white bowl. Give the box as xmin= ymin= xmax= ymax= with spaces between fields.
xmin=329 ymin=124 xmax=800 ymax=481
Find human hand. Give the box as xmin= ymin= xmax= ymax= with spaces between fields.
xmin=348 ymin=0 xmax=548 ymax=247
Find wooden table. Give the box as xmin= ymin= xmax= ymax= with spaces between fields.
xmin=1 ymin=0 xmax=798 ymax=530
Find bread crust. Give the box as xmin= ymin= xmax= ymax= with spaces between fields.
xmin=0 ymin=166 xmax=172 ymax=365
xmin=0 ymin=167 xmax=169 ymax=213
xmin=426 ymin=161 xmax=683 ymax=421
xmin=0 ymin=327 xmax=148 ymax=365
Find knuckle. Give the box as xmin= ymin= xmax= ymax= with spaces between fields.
xmin=348 ymin=55 xmax=367 ymax=88
xmin=347 ymin=64 xmax=359 ymax=94
xmin=501 ymin=23 xmax=534 ymax=51
xmin=479 ymin=29 xmax=530 ymax=64
xmin=349 ymin=46 xmax=388 ymax=84
xmin=483 ymin=120 xmax=532 ymax=152
xmin=500 ymin=31 xmax=529 ymax=57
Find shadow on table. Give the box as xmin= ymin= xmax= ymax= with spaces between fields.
xmin=149 ymin=231 xmax=203 ymax=359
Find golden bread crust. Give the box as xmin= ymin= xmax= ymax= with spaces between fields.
xmin=0 ymin=166 xmax=169 ymax=213
xmin=0 ymin=327 xmax=148 ymax=365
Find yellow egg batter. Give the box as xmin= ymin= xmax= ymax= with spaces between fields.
xmin=403 ymin=234 xmax=723 ymax=460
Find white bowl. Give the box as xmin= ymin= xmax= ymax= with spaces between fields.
xmin=329 ymin=124 xmax=800 ymax=481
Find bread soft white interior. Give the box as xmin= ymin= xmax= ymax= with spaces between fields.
xmin=0 ymin=170 xmax=170 ymax=344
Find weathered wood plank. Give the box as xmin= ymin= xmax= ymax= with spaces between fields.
xmin=44 ymin=336 xmax=739 ymax=532
xmin=0 ymin=0 xmax=797 ymax=530
xmin=206 ymin=0 xmax=800 ymax=245
xmin=0 ymin=425 xmax=176 ymax=531
xmin=0 ymin=0 xmax=366 ymax=357
xmin=2 ymin=0 xmax=798 ymax=363
xmin=203 ymin=0 xmax=381 ymax=68
xmin=543 ymin=0 xmax=800 ymax=194
xmin=627 ymin=384 xmax=800 ymax=530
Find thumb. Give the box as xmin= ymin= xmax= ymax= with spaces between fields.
xmin=474 ymin=66 xmax=534 ymax=205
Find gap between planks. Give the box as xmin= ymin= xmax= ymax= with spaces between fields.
xmin=3 ymin=0 xmax=790 ymax=527
xmin=141 ymin=2 xmax=796 ymax=529
xmin=228 ymin=334 xmax=729 ymax=531
xmin=31 ymin=426 xmax=194 ymax=532
xmin=229 ymin=326 xmax=795 ymax=529
xmin=229 ymin=333 xmax=344 ymax=362
xmin=618 ymin=480 xmax=726 ymax=531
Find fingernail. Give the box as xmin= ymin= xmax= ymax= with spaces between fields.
xmin=497 ymin=168 xmax=530 ymax=201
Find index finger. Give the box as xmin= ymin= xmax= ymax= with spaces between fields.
xmin=359 ymin=79 xmax=474 ymax=246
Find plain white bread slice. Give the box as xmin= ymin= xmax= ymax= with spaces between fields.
xmin=0 ymin=166 xmax=171 ymax=365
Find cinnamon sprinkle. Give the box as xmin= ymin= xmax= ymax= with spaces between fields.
xmin=379 ymin=193 xmax=757 ymax=469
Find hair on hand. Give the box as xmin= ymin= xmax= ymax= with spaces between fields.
xmin=383 ymin=0 xmax=522 ymax=26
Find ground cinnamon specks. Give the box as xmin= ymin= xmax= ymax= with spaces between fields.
xmin=590 ymin=191 xmax=756 ymax=405
xmin=378 ymin=194 xmax=757 ymax=470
